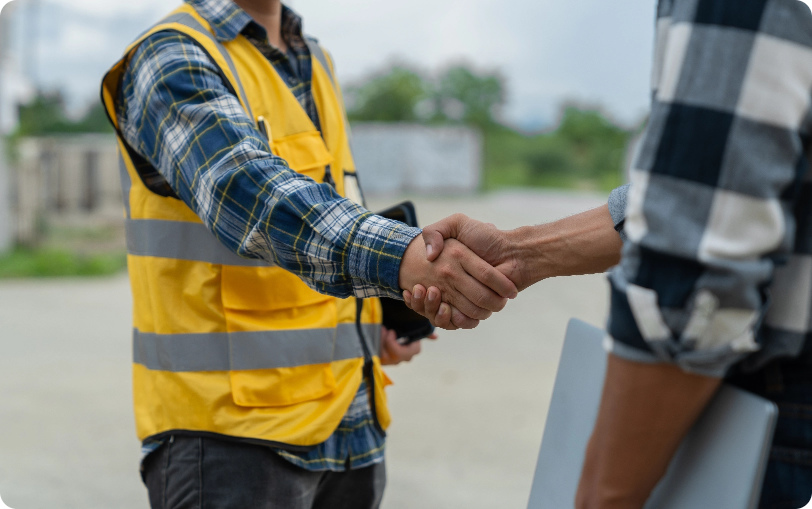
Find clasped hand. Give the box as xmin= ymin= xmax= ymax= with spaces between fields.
xmin=399 ymin=214 xmax=529 ymax=330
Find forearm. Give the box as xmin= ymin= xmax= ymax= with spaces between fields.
xmin=505 ymin=204 xmax=622 ymax=287
xmin=576 ymin=355 xmax=721 ymax=509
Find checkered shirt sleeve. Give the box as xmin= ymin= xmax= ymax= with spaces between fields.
xmin=117 ymin=32 xmax=419 ymax=299
xmin=607 ymin=0 xmax=812 ymax=377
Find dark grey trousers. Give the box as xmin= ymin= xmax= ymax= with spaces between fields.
xmin=141 ymin=435 xmax=386 ymax=509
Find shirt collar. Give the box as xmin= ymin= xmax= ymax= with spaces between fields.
xmin=185 ymin=0 xmax=304 ymax=44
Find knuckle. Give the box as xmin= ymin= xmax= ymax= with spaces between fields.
xmin=438 ymin=264 xmax=455 ymax=279
xmin=449 ymin=245 xmax=464 ymax=257
xmin=477 ymin=264 xmax=493 ymax=282
xmin=473 ymin=291 xmax=491 ymax=309
xmin=468 ymin=306 xmax=489 ymax=321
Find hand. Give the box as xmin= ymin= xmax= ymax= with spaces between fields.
xmin=411 ymin=206 xmax=623 ymax=329
xmin=379 ymin=326 xmax=438 ymax=365
xmin=398 ymin=235 xmax=517 ymax=323
xmin=403 ymin=284 xmax=470 ymax=330
xmin=421 ymin=214 xmax=530 ymax=291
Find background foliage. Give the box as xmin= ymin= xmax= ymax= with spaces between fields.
xmin=346 ymin=62 xmax=637 ymax=191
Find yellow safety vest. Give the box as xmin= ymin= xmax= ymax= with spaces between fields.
xmin=101 ymin=3 xmax=391 ymax=449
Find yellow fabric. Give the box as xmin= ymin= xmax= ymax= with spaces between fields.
xmin=102 ymin=3 xmax=389 ymax=447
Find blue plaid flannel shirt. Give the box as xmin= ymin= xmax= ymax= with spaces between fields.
xmin=116 ymin=0 xmax=414 ymax=471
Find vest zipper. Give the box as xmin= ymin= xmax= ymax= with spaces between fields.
xmin=355 ymin=298 xmax=386 ymax=437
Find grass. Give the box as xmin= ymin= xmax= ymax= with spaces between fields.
xmin=0 ymin=247 xmax=127 ymax=278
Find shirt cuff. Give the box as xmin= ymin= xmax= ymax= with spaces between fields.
xmin=346 ymin=214 xmax=422 ymax=299
xmin=608 ymin=184 xmax=630 ymax=241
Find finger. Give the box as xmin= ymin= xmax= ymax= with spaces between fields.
xmin=396 ymin=339 xmax=421 ymax=362
xmin=424 ymin=286 xmax=442 ymax=319
xmin=403 ymin=290 xmax=412 ymax=306
xmin=410 ymin=285 xmax=428 ymax=315
xmin=435 ymin=303 xmax=462 ymax=330
xmin=379 ymin=329 xmax=399 ymax=365
xmin=383 ymin=333 xmax=421 ymax=365
xmin=431 ymin=302 xmax=458 ymax=330
xmin=443 ymin=290 xmax=494 ymax=321
xmin=458 ymin=245 xmax=518 ymax=300
xmin=422 ymin=229 xmax=445 ymax=262
xmin=449 ymin=305 xmax=479 ymax=329
xmin=427 ymin=333 xmax=439 ymax=340
xmin=440 ymin=254 xmax=507 ymax=316
xmin=421 ymin=214 xmax=468 ymax=262
xmin=380 ymin=339 xmax=394 ymax=365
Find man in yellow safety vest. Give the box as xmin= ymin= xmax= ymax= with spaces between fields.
xmin=100 ymin=0 xmax=517 ymax=507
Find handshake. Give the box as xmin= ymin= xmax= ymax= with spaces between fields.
xmin=396 ymin=205 xmax=623 ymax=330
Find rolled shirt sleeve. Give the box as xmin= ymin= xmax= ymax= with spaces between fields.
xmin=606 ymin=0 xmax=812 ymax=377
xmin=608 ymin=184 xmax=630 ymax=241
xmin=117 ymin=32 xmax=419 ymax=299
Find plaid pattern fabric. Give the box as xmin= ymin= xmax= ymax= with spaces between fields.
xmin=117 ymin=0 xmax=409 ymax=471
xmin=273 ymin=379 xmax=385 ymax=471
xmin=116 ymin=0 xmax=419 ymax=301
xmin=607 ymin=0 xmax=812 ymax=377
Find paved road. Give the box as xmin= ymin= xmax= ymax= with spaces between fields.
xmin=0 ymin=190 xmax=611 ymax=509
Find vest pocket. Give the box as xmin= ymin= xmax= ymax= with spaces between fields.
xmin=230 ymin=364 xmax=336 ymax=407
xmin=222 ymin=265 xmax=339 ymax=407
xmin=272 ymin=131 xmax=332 ymax=180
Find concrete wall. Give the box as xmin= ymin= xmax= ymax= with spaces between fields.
xmin=8 ymin=125 xmax=482 ymax=246
xmin=350 ymin=123 xmax=482 ymax=195
xmin=13 ymin=134 xmax=122 ymax=245
xmin=0 ymin=139 xmax=11 ymax=252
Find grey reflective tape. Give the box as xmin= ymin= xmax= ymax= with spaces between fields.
xmin=118 ymin=154 xmax=132 ymax=219
xmin=231 ymin=327 xmax=339 ymax=371
xmin=134 ymin=329 xmax=231 ymax=372
xmin=133 ymin=323 xmax=379 ymax=372
xmin=360 ymin=323 xmax=381 ymax=357
xmin=160 ymin=12 xmax=254 ymax=120
xmin=305 ymin=37 xmax=335 ymax=90
xmin=125 ymin=218 xmax=272 ymax=267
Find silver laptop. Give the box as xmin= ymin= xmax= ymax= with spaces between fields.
xmin=527 ymin=319 xmax=778 ymax=509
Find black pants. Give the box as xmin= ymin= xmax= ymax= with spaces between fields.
xmin=141 ymin=435 xmax=386 ymax=509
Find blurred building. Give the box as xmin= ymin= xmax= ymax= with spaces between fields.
xmin=0 ymin=138 xmax=11 ymax=252
xmin=1 ymin=1 xmax=37 ymax=252
xmin=351 ymin=123 xmax=482 ymax=195
xmin=9 ymin=124 xmax=483 ymax=246
xmin=13 ymin=135 xmax=122 ymax=246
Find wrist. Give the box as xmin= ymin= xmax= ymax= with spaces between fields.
xmin=350 ymin=214 xmax=421 ymax=298
xmin=398 ymin=235 xmax=425 ymax=291
xmin=505 ymin=224 xmax=565 ymax=284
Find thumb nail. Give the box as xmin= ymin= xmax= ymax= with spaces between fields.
xmin=426 ymin=244 xmax=433 ymax=258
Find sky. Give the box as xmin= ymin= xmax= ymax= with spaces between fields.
xmin=1 ymin=0 xmax=656 ymax=131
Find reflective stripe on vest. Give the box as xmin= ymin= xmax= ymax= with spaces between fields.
xmin=134 ymin=323 xmax=381 ymax=372
xmin=304 ymin=37 xmax=335 ymax=90
xmin=116 ymin=153 xmax=269 ymax=267
xmin=125 ymin=218 xmax=272 ymax=267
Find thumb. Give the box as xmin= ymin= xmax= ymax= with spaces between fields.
xmin=422 ymin=214 xmax=468 ymax=262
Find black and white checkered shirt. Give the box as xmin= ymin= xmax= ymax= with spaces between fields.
xmin=606 ymin=0 xmax=812 ymax=377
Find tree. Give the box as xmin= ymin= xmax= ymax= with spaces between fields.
xmin=433 ymin=65 xmax=505 ymax=129
xmin=346 ymin=65 xmax=428 ymax=122
xmin=14 ymin=92 xmax=113 ymax=137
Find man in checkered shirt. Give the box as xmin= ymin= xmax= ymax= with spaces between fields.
xmin=408 ymin=0 xmax=812 ymax=506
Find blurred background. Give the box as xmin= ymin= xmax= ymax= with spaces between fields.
xmin=0 ymin=0 xmax=653 ymax=507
